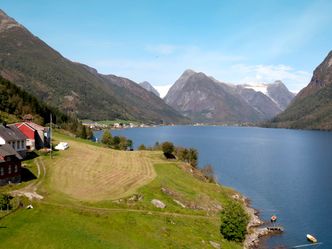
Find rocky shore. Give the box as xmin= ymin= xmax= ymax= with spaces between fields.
xmin=243 ymin=198 xmax=282 ymax=249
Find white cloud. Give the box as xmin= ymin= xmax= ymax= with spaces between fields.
xmin=90 ymin=44 xmax=311 ymax=94
xmin=228 ymin=64 xmax=312 ymax=93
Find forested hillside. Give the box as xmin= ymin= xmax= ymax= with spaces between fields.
xmin=0 ymin=76 xmax=91 ymax=138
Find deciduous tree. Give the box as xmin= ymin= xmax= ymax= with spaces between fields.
xmin=161 ymin=141 xmax=174 ymax=155
xmin=101 ymin=130 xmax=112 ymax=145
xmin=220 ymin=201 xmax=249 ymax=242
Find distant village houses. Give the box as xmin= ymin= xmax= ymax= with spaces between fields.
xmin=82 ymin=121 xmax=144 ymax=130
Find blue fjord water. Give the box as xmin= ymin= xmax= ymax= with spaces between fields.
xmin=95 ymin=126 xmax=332 ymax=248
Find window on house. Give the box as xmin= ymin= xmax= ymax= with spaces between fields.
xmin=8 ymin=166 xmax=11 ymax=174
xmin=22 ymin=140 xmax=25 ymax=148
xmin=0 ymin=167 xmax=4 ymax=176
xmin=12 ymin=141 xmax=15 ymax=149
xmin=15 ymin=165 xmax=18 ymax=173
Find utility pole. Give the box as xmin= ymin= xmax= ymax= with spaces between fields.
xmin=50 ymin=113 xmax=52 ymax=159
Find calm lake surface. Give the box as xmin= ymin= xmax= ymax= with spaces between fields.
xmin=95 ymin=126 xmax=332 ymax=248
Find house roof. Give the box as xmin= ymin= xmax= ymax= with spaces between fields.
xmin=16 ymin=122 xmax=46 ymax=132
xmin=0 ymin=144 xmax=23 ymax=162
xmin=0 ymin=124 xmax=27 ymax=142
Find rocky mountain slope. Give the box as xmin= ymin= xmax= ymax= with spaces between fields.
xmin=139 ymin=81 xmax=160 ymax=97
xmin=0 ymin=10 xmax=186 ymax=123
xmin=164 ymin=70 xmax=294 ymax=123
xmin=269 ymin=51 xmax=332 ymax=130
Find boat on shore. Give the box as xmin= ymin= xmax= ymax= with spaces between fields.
xmin=306 ymin=234 xmax=317 ymax=243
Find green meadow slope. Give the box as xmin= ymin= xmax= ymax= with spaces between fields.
xmin=0 ymin=133 xmax=242 ymax=249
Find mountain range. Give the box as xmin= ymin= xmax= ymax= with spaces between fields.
xmin=269 ymin=50 xmax=332 ymax=130
xmin=164 ymin=70 xmax=295 ymax=123
xmin=2 ymin=9 xmax=330 ymax=129
xmin=0 ymin=10 xmax=186 ymax=124
xmin=139 ymin=81 xmax=160 ymax=97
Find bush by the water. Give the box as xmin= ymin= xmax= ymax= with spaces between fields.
xmin=101 ymin=130 xmax=133 ymax=150
xmin=137 ymin=141 xmax=199 ymax=168
xmin=174 ymin=147 xmax=198 ymax=168
xmin=220 ymin=201 xmax=249 ymax=242
xmin=161 ymin=141 xmax=174 ymax=155
xmin=201 ymin=164 xmax=216 ymax=183
xmin=160 ymin=141 xmax=175 ymax=159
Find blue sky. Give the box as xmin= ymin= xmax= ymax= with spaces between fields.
xmin=1 ymin=0 xmax=332 ymax=96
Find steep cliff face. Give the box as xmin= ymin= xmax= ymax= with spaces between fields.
xmin=234 ymin=86 xmax=282 ymax=118
xmin=266 ymin=81 xmax=295 ymax=110
xmin=270 ymin=51 xmax=332 ymax=130
xmin=0 ymin=10 xmax=186 ymax=123
xmin=296 ymin=51 xmax=332 ymax=99
xmin=164 ymin=69 xmax=196 ymax=105
xmin=165 ymin=70 xmax=295 ymax=123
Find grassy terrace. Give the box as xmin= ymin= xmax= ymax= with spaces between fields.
xmin=0 ymin=132 xmax=242 ymax=249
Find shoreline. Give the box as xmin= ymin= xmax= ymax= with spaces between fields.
xmin=243 ymin=197 xmax=280 ymax=249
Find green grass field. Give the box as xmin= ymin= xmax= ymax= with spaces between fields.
xmin=0 ymin=132 xmax=242 ymax=249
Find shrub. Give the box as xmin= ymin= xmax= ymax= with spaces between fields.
xmin=138 ymin=144 xmax=146 ymax=150
xmin=101 ymin=130 xmax=112 ymax=145
xmin=220 ymin=201 xmax=249 ymax=242
xmin=201 ymin=164 xmax=216 ymax=183
xmin=174 ymin=147 xmax=188 ymax=161
xmin=161 ymin=141 xmax=174 ymax=155
xmin=188 ymin=148 xmax=198 ymax=168
xmin=153 ymin=141 xmax=161 ymax=150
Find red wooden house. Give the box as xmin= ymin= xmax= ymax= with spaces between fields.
xmin=15 ymin=122 xmax=50 ymax=151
